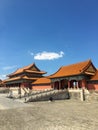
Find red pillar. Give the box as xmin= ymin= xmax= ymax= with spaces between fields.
xmin=81 ymin=79 xmax=86 ymax=89
xmin=59 ymin=80 xmax=61 ymax=90
xmin=52 ymin=82 xmax=54 ymax=89
xmin=68 ymin=81 xmax=70 ymax=89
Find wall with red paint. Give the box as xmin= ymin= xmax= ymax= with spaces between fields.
xmin=32 ymin=84 xmax=52 ymax=90
xmin=87 ymin=84 xmax=98 ymax=90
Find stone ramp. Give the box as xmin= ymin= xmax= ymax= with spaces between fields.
xmin=27 ymin=89 xmax=69 ymax=102
xmin=14 ymin=89 xmax=56 ymax=103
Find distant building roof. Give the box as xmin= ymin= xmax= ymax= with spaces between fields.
xmin=4 ymin=75 xmax=38 ymax=83
xmin=4 ymin=63 xmax=46 ymax=84
xmin=8 ymin=63 xmax=46 ymax=77
xmin=49 ymin=60 xmax=96 ymax=79
xmin=32 ymin=77 xmax=51 ymax=85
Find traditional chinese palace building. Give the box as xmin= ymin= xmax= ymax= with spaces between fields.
xmin=4 ymin=59 xmax=98 ymax=91
xmin=4 ymin=63 xmax=46 ymax=89
xmin=32 ymin=60 xmax=98 ymax=91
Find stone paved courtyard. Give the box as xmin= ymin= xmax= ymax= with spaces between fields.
xmin=0 ymin=94 xmax=98 ymax=130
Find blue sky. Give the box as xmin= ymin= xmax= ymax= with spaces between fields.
xmin=0 ymin=0 xmax=98 ymax=79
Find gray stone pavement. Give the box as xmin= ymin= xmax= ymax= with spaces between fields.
xmin=0 ymin=94 xmax=98 ymax=130
xmin=0 ymin=94 xmax=31 ymax=110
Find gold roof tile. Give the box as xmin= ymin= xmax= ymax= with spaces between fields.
xmin=32 ymin=77 xmax=51 ymax=84
xmin=4 ymin=75 xmax=38 ymax=83
xmin=49 ymin=60 xmax=93 ymax=78
xmin=8 ymin=63 xmax=46 ymax=76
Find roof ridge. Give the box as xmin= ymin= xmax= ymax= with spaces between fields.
xmin=8 ymin=63 xmax=35 ymax=76
xmin=80 ymin=59 xmax=91 ymax=72
xmin=49 ymin=59 xmax=92 ymax=78
xmin=62 ymin=59 xmax=91 ymax=68
xmin=48 ymin=66 xmax=63 ymax=77
xmin=22 ymin=63 xmax=35 ymax=70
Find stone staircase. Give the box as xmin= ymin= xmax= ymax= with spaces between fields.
xmin=7 ymin=87 xmax=69 ymax=103
xmin=26 ymin=89 xmax=69 ymax=102
xmin=7 ymin=87 xmax=30 ymax=98
xmin=15 ymin=89 xmax=55 ymax=102
xmin=21 ymin=87 xmax=30 ymax=96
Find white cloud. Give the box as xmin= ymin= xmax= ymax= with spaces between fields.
xmin=2 ymin=65 xmax=17 ymax=70
xmin=33 ymin=51 xmax=64 ymax=60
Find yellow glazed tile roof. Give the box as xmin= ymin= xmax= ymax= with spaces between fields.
xmin=25 ymin=70 xmax=46 ymax=74
xmin=32 ymin=77 xmax=51 ymax=85
xmin=8 ymin=63 xmax=46 ymax=76
xmin=49 ymin=60 xmax=93 ymax=78
xmin=4 ymin=75 xmax=38 ymax=83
